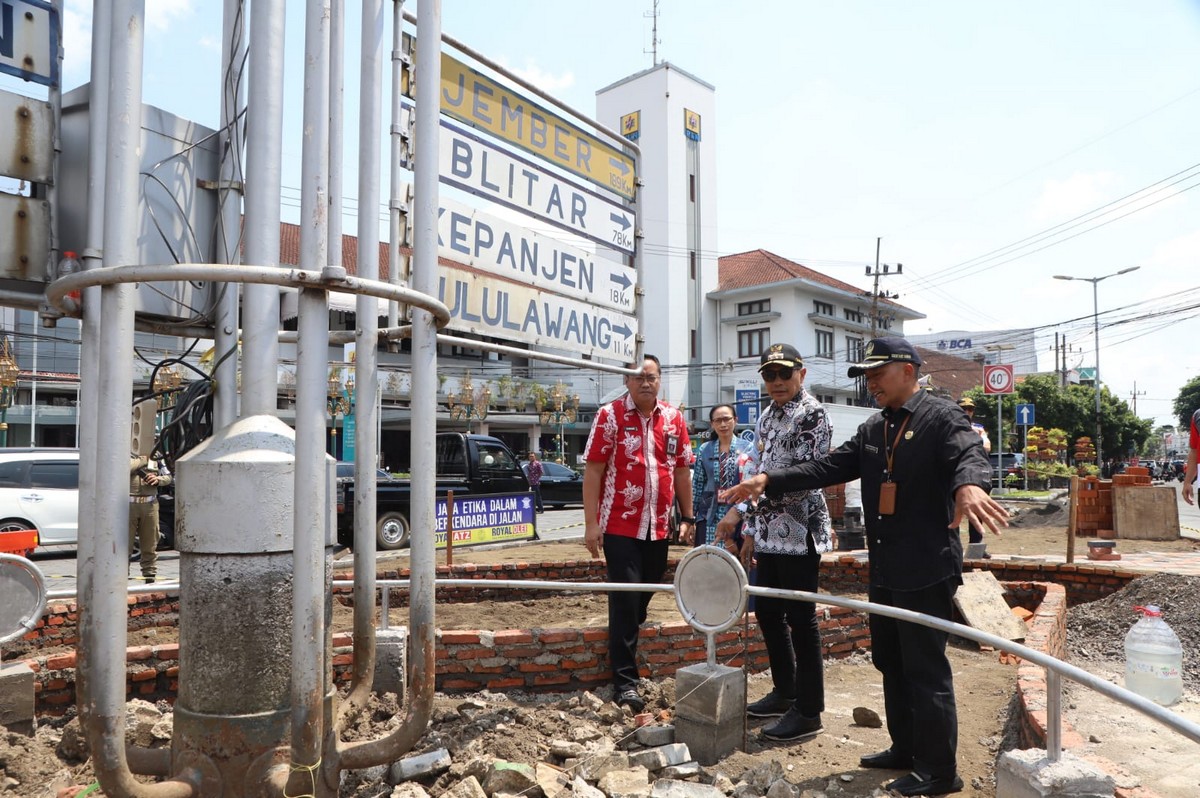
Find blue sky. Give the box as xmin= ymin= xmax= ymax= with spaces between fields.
xmin=30 ymin=1 xmax=1200 ymax=429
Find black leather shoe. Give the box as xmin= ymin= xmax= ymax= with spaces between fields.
xmin=859 ymin=748 xmax=913 ymax=769
xmin=885 ymin=771 xmax=964 ymax=796
xmin=616 ymin=689 xmax=644 ymax=713
xmin=761 ymin=707 xmax=822 ymax=741
xmin=746 ymin=690 xmax=794 ymax=718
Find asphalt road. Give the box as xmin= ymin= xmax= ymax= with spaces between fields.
xmin=25 ymin=486 xmax=1200 ymax=598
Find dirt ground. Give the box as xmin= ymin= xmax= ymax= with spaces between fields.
xmin=6 ymin=502 xmax=1200 ymax=797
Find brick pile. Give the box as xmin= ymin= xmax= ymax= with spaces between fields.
xmin=1111 ymin=465 xmax=1153 ymax=487
xmin=1074 ymin=477 xmax=1113 ymax=536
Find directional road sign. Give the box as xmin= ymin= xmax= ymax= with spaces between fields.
xmin=438 ymin=268 xmax=636 ymax=361
xmin=437 ymin=52 xmax=636 ymax=200
xmin=436 ymin=194 xmax=635 ymax=314
xmin=0 ymin=0 xmax=59 ymax=86
xmin=983 ymin=364 xmax=1015 ymax=395
xmin=427 ymin=111 xmax=635 ymax=254
xmin=1015 ymin=403 xmax=1035 ymax=426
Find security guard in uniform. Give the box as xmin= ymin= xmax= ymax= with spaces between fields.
xmin=130 ymin=454 xmax=172 ymax=583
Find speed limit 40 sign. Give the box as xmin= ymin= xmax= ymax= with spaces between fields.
xmin=983 ymin=364 xmax=1015 ymax=395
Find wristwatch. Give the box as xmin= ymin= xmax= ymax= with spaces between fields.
xmin=679 ymin=516 xmax=696 ymax=524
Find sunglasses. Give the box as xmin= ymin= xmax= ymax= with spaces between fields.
xmin=711 ymin=416 xmax=736 ymax=424
xmin=760 ymin=367 xmax=795 ymax=382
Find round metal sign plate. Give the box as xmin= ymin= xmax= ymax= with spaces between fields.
xmin=673 ymin=545 xmax=748 ymax=635
xmin=0 ymin=554 xmax=48 ymax=645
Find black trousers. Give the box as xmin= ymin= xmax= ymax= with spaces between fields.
xmin=603 ymin=533 xmax=669 ymax=692
xmin=754 ymin=550 xmax=824 ymax=717
xmin=868 ymin=579 xmax=959 ymax=779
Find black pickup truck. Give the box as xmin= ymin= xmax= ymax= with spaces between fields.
xmin=336 ymin=433 xmax=530 ymax=550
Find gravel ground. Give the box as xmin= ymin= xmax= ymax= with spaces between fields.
xmin=1066 ymin=573 xmax=1200 ymax=690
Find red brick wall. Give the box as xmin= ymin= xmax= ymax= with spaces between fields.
xmin=17 ymin=554 xmax=1151 ymax=716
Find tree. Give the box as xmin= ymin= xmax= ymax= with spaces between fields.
xmin=1173 ymin=376 xmax=1200 ymax=430
xmin=962 ymin=374 xmax=1150 ymax=459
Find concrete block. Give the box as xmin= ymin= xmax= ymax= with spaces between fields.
xmin=995 ymin=749 xmax=1114 ymax=798
xmin=0 ymin=662 xmax=36 ymax=735
xmin=673 ymin=664 xmax=744 ymax=765
xmin=630 ymin=748 xmax=669 ymax=771
xmin=374 ymin=626 xmax=408 ymax=699
xmin=674 ymin=716 xmax=742 ymax=767
xmin=659 ymin=763 xmax=701 ymax=780
xmin=674 ymin=664 xmax=745 ymax=724
xmin=577 ymin=750 xmax=630 ymax=781
xmin=635 ymin=724 xmax=676 ymax=747
xmin=650 ymin=779 xmax=725 ymax=798
xmin=597 ymin=767 xmax=651 ymax=798
xmin=389 ymin=748 xmax=451 ymax=784
xmin=965 ymin=542 xmax=988 ymax=559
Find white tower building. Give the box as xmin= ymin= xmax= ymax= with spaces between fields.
xmin=597 ymin=64 xmax=717 ymax=416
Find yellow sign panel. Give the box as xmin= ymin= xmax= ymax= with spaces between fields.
xmin=684 ymin=108 xmax=701 ymax=141
xmin=621 ymin=111 xmax=640 ymax=141
xmin=439 ymin=52 xmax=636 ymax=200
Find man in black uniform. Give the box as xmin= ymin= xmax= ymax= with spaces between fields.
xmin=721 ymin=337 xmax=1008 ymax=797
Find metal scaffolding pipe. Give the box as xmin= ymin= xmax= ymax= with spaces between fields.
xmin=328 ymin=0 xmax=345 ymax=273
xmin=282 ymin=1 xmax=334 ymax=793
xmin=337 ymin=0 xmax=386 ymax=729
xmin=80 ymin=2 xmax=198 ymax=795
xmin=212 ymin=0 xmax=246 ymax=430
xmin=336 ymin=0 xmax=439 ymax=770
xmin=386 ymin=0 xmax=407 ymax=332
xmin=240 ymin=0 xmax=286 ymax=417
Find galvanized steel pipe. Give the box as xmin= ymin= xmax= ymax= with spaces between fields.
xmin=212 ymin=0 xmax=246 ymax=430
xmin=241 ymin=0 xmax=287 ymax=417
xmin=337 ymin=0 xmax=387 ymax=729
xmin=81 ymin=2 xmax=199 ymax=795
xmin=336 ymin=0 xmax=440 ymax=770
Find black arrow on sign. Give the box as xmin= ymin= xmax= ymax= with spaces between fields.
xmin=610 ymin=212 xmax=632 ymax=231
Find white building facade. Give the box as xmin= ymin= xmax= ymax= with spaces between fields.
xmin=596 ymin=64 xmax=719 ymax=416
xmin=709 ymin=250 xmax=925 ymax=419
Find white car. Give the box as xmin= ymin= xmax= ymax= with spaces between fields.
xmin=0 ymin=449 xmax=80 ymax=548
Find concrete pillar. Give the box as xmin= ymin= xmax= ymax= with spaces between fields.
xmin=172 ymin=415 xmax=336 ymax=795
xmin=996 ymin=749 xmax=1115 ymax=798
xmin=373 ymin=626 xmax=407 ymax=700
xmin=672 ymin=663 xmax=745 ymax=765
xmin=0 ymin=661 xmax=36 ymax=735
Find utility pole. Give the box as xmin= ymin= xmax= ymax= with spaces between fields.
xmin=864 ymin=237 xmax=902 ymax=337
xmin=1129 ymin=382 xmax=1146 ymax=416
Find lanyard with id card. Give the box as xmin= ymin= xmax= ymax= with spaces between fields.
xmin=880 ymin=416 xmax=909 ymax=515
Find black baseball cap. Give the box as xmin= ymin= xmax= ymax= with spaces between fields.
xmin=847 ymin=337 xmax=923 ymax=377
xmin=759 ymin=343 xmax=802 ymax=371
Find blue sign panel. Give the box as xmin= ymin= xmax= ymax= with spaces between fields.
xmin=1015 ymin=403 xmax=1035 ymax=426
xmin=735 ymin=382 xmax=759 ymax=426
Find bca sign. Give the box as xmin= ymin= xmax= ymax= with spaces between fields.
xmin=983 ymin=364 xmax=1014 ymax=395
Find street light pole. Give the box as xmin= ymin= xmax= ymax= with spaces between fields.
xmin=1053 ymin=266 xmax=1140 ymax=465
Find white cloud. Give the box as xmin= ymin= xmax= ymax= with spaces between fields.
xmin=495 ymin=57 xmax=575 ymax=94
xmin=198 ymin=36 xmax=220 ymax=53
xmin=1144 ymin=227 xmax=1200 ymax=269
xmin=61 ymin=1 xmax=93 ymax=85
xmin=1031 ymin=171 xmax=1117 ymax=223
xmin=146 ymin=0 xmax=195 ymax=33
